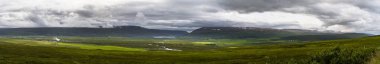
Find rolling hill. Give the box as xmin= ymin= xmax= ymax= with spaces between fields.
xmin=0 ymin=26 xmax=188 ymax=37
xmin=190 ymin=27 xmax=370 ymax=40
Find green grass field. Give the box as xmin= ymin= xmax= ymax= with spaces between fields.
xmin=0 ymin=36 xmax=379 ymax=64
xmin=1 ymin=38 xmax=146 ymax=51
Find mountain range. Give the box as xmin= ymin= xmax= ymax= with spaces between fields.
xmin=190 ymin=27 xmax=370 ymax=40
xmin=0 ymin=26 xmax=370 ymax=40
xmin=0 ymin=26 xmax=187 ymax=37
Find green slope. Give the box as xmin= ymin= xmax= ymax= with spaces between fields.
xmin=0 ymin=36 xmax=380 ymax=64
xmin=0 ymin=38 xmax=146 ymax=52
xmin=190 ymin=27 xmax=369 ymax=41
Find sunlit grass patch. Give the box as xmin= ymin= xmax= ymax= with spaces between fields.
xmin=192 ymin=42 xmax=215 ymax=44
xmin=57 ymin=43 xmax=147 ymax=51
xmin=228 ymin=47 xmax=239 ymax=48
xmin=192 ymin=42 xmax=218 ymax=46
xmin=2 ymin=39 xmax=146 ymax=51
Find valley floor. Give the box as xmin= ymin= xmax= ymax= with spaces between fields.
xmin=0 ymin=36 xmax=380 ymax=64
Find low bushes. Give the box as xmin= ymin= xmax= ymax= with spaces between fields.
xmin=309 ymin=47 xmax=376 ymax=64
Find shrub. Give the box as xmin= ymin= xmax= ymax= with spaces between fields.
xmin=310 ymin=47 xmax=376 ymax=64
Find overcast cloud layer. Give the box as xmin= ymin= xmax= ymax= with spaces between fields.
xmin=0 ymin=0 xmax=380 ymax=34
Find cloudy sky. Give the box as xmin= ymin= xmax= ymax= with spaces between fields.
xmin=0 ymin=0 xmax=380 ymax=34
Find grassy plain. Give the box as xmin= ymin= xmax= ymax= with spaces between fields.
xmin=0 ymin=36 xmax=379 ymax=64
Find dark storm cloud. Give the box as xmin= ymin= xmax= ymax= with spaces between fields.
xmin=108 ymin=0 xmax=219 ymax=20
xmin=76 ymin=10 xmax=95 ymax=18
xmin=0 ymin=0 xmax=380 ymax=34
xmin=218 ymin=0 xmax=315 ymax=12
xmin=218 ymin=0 xmax=379 ymax=29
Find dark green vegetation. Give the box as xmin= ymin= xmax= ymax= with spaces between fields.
xmin=191 ymin=27 xmax=369 ymax=41
xmin=1 ymin=36 xmax=380 ymax=64
xmin=280 ymin=33 xmax=370 ymax=41
xmin=311 ymin=47 xmax=375 ymax=64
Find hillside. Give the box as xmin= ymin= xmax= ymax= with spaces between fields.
xmin=190 ymin=27 xmax=369 ymax=40
xmin=0 ymin=26 xmax=188 ymax=37
xmin=280 ymin=33 xmax=370 ymax=41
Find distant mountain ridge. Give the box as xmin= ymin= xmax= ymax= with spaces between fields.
xmin=0 ymin=26 xmax=188 ymax=37
xmin=190 ymin=27 xmax=369 ymax=40
xmin=0 ymin=26 xmax=370 ymax=40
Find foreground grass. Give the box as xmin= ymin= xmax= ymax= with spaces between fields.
xmin=0 ymin=36 xmax=380 ymax=64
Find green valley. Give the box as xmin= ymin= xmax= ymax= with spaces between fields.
xmin=0 ymin=36 xmax=379 ymax=64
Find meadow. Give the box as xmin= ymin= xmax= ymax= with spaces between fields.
xmin=0 ymin=36 xmax=379 ymax=64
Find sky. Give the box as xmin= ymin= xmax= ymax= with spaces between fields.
xmin=0 ymin=0 xmax=380 ymax=34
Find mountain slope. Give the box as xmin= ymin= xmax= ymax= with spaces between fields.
xmin=0 ymin=26 xmax=188 ymax=37
xmin=190 ymin=27 xmax=369 ymax=40
xmin=280 ymin=33 xmax=370 ymax=41
xmin=191 ymin=27 xmax=293 ymax=38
